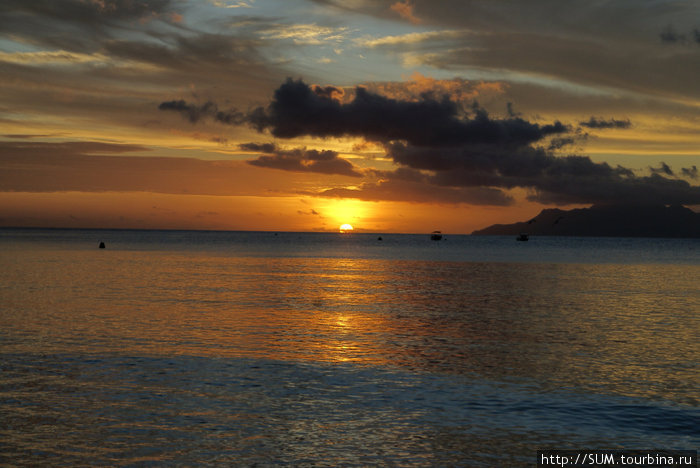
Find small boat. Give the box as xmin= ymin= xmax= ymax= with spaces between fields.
xmin=516 ymin=233 xmax=529 ymax=241
xmin=430 ymin=231 xmax=443 ymax=241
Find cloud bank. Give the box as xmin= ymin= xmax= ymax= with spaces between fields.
xmin=241 ymin=142 xmax=363 ymax=177
xmin=161 ymin=78 xmax=700 ymax=206
xmin=245 ymin=78 xmax=568 ymax=147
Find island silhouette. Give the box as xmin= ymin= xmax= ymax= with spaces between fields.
xmin=472 ymin=204 xmax=700 ymax=238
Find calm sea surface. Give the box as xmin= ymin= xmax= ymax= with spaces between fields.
xmin=1 ymin=229 xmax=698 ymax=466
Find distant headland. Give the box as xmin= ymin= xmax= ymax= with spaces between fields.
xmin=472 ymin=204 xmax=700 ymax=238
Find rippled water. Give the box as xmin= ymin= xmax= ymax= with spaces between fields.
xmin=1 ymin=229 xmax=698 ymax=466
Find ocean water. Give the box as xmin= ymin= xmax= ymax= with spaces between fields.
xmin=0 ymin=228 xmax=698 ymax=466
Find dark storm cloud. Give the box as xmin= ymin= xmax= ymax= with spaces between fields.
xmin=267 ymin=79 xmax=700 ymax=206
xmin=650 ymin=162 xmax=675 ymax=177
xmin=579 ymin=117 xmax=632 ymax=129
xmin=393 ymin=142 xmax=632 ymax=188
xmin=247 ymin=78 xmax=567 ymax=147
xmin=239 ymin=142 xmax=277 ymax=153
xmin=162 ymin=77 xmax=700 ymax=206
xmin=388 ymin=140 xmax=700 ymax=205
xmin=548 ymin=137 xmax=576 ymax=151
xmin=241 ymin=142 xmax=363 ymax=177
xmin=681 ymin=166 xmax=698 ymax=179
xmin=158 ymin=100 xmax=245 ymax=124
xmin=159 ymin=100 xmax=217 ymax=123
xmin=530 ymin=173 xmax=700 ymax=206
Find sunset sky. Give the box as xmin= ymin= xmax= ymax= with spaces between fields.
xmin=1 ymin=0 xmax=699 ymax=233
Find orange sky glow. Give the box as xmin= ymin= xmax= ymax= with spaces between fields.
xmin=1 ymin=1 xmax=699 ymax=233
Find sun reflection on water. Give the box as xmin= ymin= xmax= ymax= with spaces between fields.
xmin=2 ymin=239 xmax=699 ymax=466
xmin=1 ymin=249 xmax=698 ymax=404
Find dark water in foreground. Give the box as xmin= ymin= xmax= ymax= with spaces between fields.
xmin=1 ymin=229 xmax=698 ymax=466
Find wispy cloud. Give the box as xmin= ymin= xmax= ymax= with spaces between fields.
xmin=261 ymin=23 xmax=349 ymax=45
xmin=357 ymin=30 xmax=469 ymax=48
xmin=0 ymin=50 xmax=109 ymax=65
xmin=210 ymin=0 xmax=253 ymax=8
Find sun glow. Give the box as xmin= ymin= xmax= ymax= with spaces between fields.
xmin=318 ymin=198 xmax=369 ymax=232
xmin=339 ymin=223 xmax=354 ymax=233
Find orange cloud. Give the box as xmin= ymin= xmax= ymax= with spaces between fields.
xmin=305 ymin=73 xmax=507 ymax=109
xmin=310 ymin=84 xmax=346 ymax=102
xmin=390 ymin=1 xmax=421 ymax=25
xmin=363 ymin=72 xmax=507 ymax=103
xmin=351 ymin=140 xmax=384 ymax=152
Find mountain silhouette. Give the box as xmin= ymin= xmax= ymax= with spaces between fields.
xmin=472 ymin=204 xmax=700 ymax=238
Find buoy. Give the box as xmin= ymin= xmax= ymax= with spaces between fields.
xmin=377 ymin=236 xmax=383 ymax=241
xmin=99 ymin=242 xmax=106 ymax=249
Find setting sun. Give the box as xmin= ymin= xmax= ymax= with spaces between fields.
xmin=339 ymin=223 xmax=354 ymax=233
